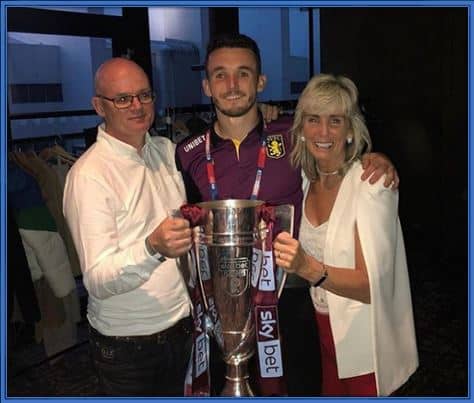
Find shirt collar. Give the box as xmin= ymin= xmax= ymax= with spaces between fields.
xmin=209 ymin=112 xmax=265 ymax=147
xmin=97 ymin=124 xmax=154 ymax=160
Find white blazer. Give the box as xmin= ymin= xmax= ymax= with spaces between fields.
xmin=303 ymin=161 xmax=418 ymax=396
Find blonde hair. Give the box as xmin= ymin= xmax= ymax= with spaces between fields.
xmin=290 ymin=74 xmax=372 ymax=181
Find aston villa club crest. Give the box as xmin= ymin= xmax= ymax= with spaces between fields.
xmin=266 ymin=134 xmax=286 ymax=159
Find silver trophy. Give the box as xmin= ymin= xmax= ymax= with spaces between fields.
xmin=194 ymin=199 xmax=293 ymax=396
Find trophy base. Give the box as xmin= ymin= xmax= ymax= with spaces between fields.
xmin=221 ymin=376 xmax=255 ymax=397
xmin=220 ymin=362 xmax=255 ymax=397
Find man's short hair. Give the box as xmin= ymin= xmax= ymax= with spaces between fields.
xmin=205 ymin=33 xmax=262 ymax=77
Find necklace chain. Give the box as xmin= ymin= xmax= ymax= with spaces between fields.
xmin=316 ymin=165 xmax=340 ymax=176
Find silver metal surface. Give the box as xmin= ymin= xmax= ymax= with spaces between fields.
xmin=195 ymin=199 xmax=292 ymax=396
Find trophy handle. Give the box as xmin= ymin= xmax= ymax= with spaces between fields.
xmin=276 ymin=268 xmax=288 ymax=299
xmin=262 ymin=240 xmax=287 ymax=299
xmin=194 ymin=228 xmax=209 ymax=312
xmin=194 ymin=229 xmax=224 ymax=347
xmin=258 ymin=225 xmax=287 ymax=299
xmin=273 ymin=204 xmax=294 ymax=298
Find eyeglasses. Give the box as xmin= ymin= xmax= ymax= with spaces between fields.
xmin=96 ymin=90 xmax=155 ymax=109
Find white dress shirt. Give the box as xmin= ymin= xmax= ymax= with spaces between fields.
xmin=63 ymin=125 xmax=191 ymax=336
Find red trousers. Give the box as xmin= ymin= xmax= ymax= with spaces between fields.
xmin=315 ymin=311 xmax=377 ymax=397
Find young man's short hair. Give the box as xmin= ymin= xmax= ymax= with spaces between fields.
xmin=205 ymin=33 xmax=262 ymax=77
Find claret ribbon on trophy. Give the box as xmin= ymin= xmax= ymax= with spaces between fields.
xmin=252 ymin=204 xmax=287 ymax=396
xmin=181 ymin=204 xmax=212 ymax=397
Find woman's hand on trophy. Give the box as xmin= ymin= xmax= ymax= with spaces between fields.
xmin=147 ymin=216 xmax=192 ymax=258
xmin=273 ymin=231 xmax=307 ymax=274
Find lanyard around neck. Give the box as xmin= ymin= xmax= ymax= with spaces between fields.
xmin=205 ymin=129 xmax=267 ymax=201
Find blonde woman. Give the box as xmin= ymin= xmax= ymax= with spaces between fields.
xmin=273 ymin=74 xmax=418 ymax=396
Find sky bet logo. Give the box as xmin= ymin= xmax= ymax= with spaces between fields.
xmin=256 ymin=305 xmax=283 ymax=378
xmin=193 ymin=301 xmax=208 ymax=377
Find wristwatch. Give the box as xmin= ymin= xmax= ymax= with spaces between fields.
xmin=311 ymin=264 xmax=328 ymax=288
xmin=145 ymin=237 xmax=167 ymax=263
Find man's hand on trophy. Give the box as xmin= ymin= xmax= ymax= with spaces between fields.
xmin=147 ymin=216 xmax=192 ymax=258
xmin=273 ymin=231 xmax=307 ymax=274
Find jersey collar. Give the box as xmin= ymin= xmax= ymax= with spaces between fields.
xmin=208 ymin=112 xmax=265 ymax=147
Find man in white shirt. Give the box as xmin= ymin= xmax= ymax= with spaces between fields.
xmin=63 ymin=58 xmax=193 ymax=396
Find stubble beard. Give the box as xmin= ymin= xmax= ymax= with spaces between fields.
xmin=213 ymin=95 xmax=257 ymax=118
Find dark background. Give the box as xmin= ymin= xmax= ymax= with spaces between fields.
xmin=320 ymin=8 xmax=468 ymax=395
xmin=321 ymin=7 xmax=467 ymax=265
xmin=6 ymin=6 xmax=468 ymax=396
